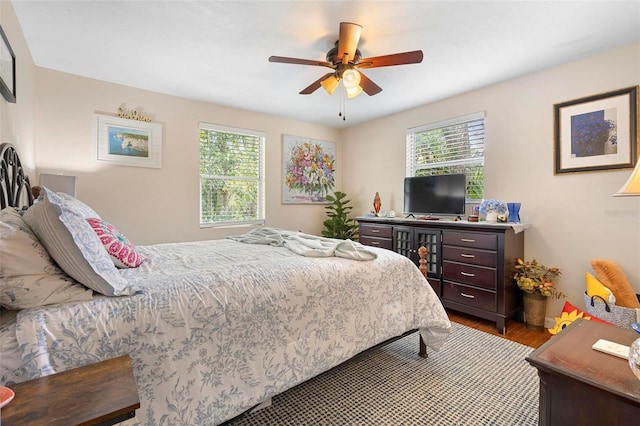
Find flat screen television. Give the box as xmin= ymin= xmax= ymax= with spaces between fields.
xmin=403 ymin=173 xmax=466 ymax=217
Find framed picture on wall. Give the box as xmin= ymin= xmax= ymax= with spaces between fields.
xmin=554 ymin=86 xmax=638 ymax=174
xmin=95 ymin=114 xmax=163 ymax=168
xmin=0 ymin=24 xmax=16 ymax=103
xmin=282 ymin=134 xmax=336 ymax=204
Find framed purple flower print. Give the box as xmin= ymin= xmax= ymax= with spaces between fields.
xmin=554 ymin=86 xmax=638 ymax=174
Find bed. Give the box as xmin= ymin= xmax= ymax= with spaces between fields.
xmin=0 ymin=142 xmax=451 ymax=425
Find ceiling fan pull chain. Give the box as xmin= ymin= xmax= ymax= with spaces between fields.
xmin=340 ymin=86 xmax=346 ymax=120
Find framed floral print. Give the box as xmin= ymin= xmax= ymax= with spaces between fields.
xmin=282 ymin=134 xmax=336 ymax=204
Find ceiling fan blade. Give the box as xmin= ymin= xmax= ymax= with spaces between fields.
xmin=337 ymin=22 xmax=362 ymax=62
xmin=358 ymin=72 xmax=383 ymax=96
xmin=299 ymin=72 xmax=335 ymax=95
xmin=357 ymin=50 xmax=424 ymax=69
xmin=269 ymin=56 xmax=334 ymax=69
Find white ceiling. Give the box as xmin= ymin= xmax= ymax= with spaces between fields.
xmin=11 ymin=0 xmax=640 ymax=129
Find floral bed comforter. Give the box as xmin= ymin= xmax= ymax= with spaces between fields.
xmin=13 ymin=239 xmax=451 ymax=425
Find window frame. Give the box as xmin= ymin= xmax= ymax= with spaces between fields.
xmin=406 ymin=111 xmax=485 ymax=201
xmin=199 ymin=122 xmax=266 ymax=228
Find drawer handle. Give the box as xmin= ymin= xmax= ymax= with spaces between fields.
xmin=370 ymin=241 xmax=380 ymax=245
xmin=460 ymin=253 xmax=475 ymax=258
xmin=461 ymin=238 xmax=476 ymax=242
xmin=460 ymin=292 xmax=475 ymax=299
xmin=371 ymin=229 xmax=380 ymax=233
xmin=460 ymin=271 xmax=475 ymax=277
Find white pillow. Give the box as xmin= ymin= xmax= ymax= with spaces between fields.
xmin=23 ymin=188 xmax=135 ymax=296
xmin=0 ymin=207 xmax=94 ymax=309
xmin=55 ymin=191 xmax=102 ymax=218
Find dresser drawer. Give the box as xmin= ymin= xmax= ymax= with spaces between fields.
xmin=442 ymin=246 xmax=497 ymax=267
xmin=442 ymin=261 xmax=497 ymax=290
xmin=443 ymin=282 xmax=496 ymax=312
xmin=443 ymin=231 xmax=497 ymax=250
xmin=359 ymin=235 xmax=393 ymax=250
xmin=359 ymin=224 xmax=392 ymax=238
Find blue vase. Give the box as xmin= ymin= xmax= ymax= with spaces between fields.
xmin=507 ymin=203 xmax=521 ymax=223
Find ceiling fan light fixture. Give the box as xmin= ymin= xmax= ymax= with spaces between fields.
xmin=320 ymin=75 xmax=340 ymax=95
xmin=342 ymin=68 xmax=361 ymax=89
xmin=346 ymin=85 xmax=363 ymax=99
xmin=269 ymin=21 xmax=421 ymax=106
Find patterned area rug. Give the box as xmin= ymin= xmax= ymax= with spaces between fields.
xmin=225 ymin=322 xmax=539 ymax=425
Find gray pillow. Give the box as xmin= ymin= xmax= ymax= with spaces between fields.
xmin=23 ymin=187 xmax=134 ymax=296
xmin=0 ymin=207 xmax=94 ymax=309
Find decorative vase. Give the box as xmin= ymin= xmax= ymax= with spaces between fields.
xmin=373 ymin=192 xmax=381 ymax=216
xmin=523 ymin=292 xmax=547 ymax=331
xmin=485 ymin=211 xmax=498 ymax=223
xmin=507 ymin=203 xmax=521 ymax=223
xmin=308 ymin=188 xmax=324 ymax=202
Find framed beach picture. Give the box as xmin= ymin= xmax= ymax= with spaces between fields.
xmin=282 ymin=134 xmax=336 ymax=204
xmin=95 ymin=114 xmax=163 ymax=168
xmin=554 ymin=86 xmax=638 ymax=174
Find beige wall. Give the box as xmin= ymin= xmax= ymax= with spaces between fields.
xmin=0 ymin=1 xmax=36 ymax=172
xmin=342 ymin=42 xmax=640 ymax=317
xmin=33 ymin=69 xmax=340 ymax=244
xmin=4 ymin=0 xmax=640 ymax=319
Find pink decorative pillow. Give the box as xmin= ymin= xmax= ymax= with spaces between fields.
xmin=86 ymin=218 xmax=143 ymax=268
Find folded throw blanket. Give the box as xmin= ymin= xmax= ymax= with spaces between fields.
xmin=227 ymin=227 xmax=377 ymax=261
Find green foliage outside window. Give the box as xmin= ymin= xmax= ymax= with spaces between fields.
xmin=199 ymin=127 xmax=264 ymax=225
xmin=410 ymin=115 xmax=485 ymax=200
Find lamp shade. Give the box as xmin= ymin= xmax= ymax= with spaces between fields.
xmin=614 ymin=162 xmax=640 ymax=196
xmin=342 ymin=69 xmax=361 ymax=89
xmin=320 ymin=75 xmax=340 ymax=96
xmin=346 ymin=85 xmax=363 ymax=99
xmin=39 ymin=173 xmax=77 ymax=197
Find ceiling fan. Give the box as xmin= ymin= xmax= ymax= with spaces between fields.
xmin=268 ymin=22 xmax=423 ymax=99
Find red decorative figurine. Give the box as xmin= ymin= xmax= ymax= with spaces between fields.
xmin=373 ymin=192 xmax=381 ymax=216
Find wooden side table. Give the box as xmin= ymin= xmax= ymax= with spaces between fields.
xmin=526 ymin=319 xmax=640 ymax=425
xmin=1 ymin=354 xmax=140 ymax=426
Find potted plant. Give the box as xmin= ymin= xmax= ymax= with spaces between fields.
xmin=514 ymin=258 xmax=565 ymax=330
xmin=322 ymin=191 xmax=358 ymax=240
xmin=479 ymin=198 xmax=507 ymax=223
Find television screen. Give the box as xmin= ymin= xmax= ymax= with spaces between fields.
xmin=403 ymin=174 xmax=466 ymax=216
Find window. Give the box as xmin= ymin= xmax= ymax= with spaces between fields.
xmin=199 ymin=123 xmax=265 ymax=227
xmin=406 ymin=111 xmax=485 ymax=200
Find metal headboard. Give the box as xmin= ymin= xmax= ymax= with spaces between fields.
xmin=0 ymin=143 xmax=34 ymax=209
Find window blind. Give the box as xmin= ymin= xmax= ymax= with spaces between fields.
xmin=199 ymin=123 xmax=265 ymax=226
xmin=406 ymin=111 xmax=485 ymax=200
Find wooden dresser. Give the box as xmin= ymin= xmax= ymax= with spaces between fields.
xmin=357 ymin=217 xmax=524 ymax=333
xmin=2 ymin=355 xmax=140 ymax=426
xmin=526 ymin=319 xmax=640 ymax=425
xmin=442 ymin=229 xmax=502 ymax=317
xmin=359 ymin=222 xmax=394 ymax=250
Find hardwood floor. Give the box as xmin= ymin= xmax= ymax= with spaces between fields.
xmin=447 ymin=309 xmax=552 ymax=349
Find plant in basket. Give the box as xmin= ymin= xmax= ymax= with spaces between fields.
xmin=514 ymin=258 xmax=565 ymax=330
xmin=514 ymin=258 xmax=565 ymax=299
